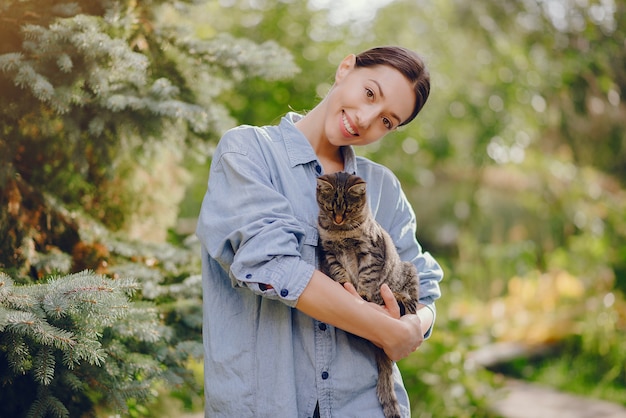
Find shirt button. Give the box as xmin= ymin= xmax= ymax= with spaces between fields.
xmin=245 ymin=273 xmax=252 ymax=279
xmin=321 ymin=371 xmax=329 ymax=380
xmin=318 ymin=323 xmax=327 ymax=331
xmin=280 ymin=289 xmax=289 ymax=297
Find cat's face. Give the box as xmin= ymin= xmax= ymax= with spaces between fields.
xmin=316 ymin=172 xmax=367 ymax=228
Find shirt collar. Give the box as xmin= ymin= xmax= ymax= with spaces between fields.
xmin=280 ymin=112 xmax=357 ymax=174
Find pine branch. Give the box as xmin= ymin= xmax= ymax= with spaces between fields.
xmin=0 ymin=52 xmax=23 ymax=72
xmin=0 ymin=273 xmax=13 ymax=304
xmin=6 ymin=310 xmax=76 ymax=351
xmin=0 ymin=268 xmax=166 ymax=414
xmin=33 ymin=346 xmax=55 ymax=385
xmin=173 ymin=340 xmax=204 ymax=360
xmin=2 ymin=333 xmax=31 ymax=375
xmin=25 ymin=397 xmax=46 ymax=418
xmin=26 ymin=388 xmax=69 ymax=418
xmin=174 ymin=33 xmax=300 ymax=81
xmin=62 ymin=337 xmax=106 ymax=367
xmin=55 ymin=53 xmax=72 ymax=73
xmin=111 ymin=302 xmax=165 ymax=343
xmin=42 ymin=394 xmax=69 ymax=418
xmin=41 ymin=271 xmax=138 ymax=324
xmin=59 ymin=370 xmax=83 ymax=392
xmin=32 ymin=251 xmax=72 ymax=277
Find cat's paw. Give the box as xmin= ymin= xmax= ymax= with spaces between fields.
xmin=394 ymin=293 xmax=418 ymax=315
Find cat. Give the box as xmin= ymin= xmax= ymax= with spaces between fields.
xmin=316 ymin=172 xmax=420 ymax=418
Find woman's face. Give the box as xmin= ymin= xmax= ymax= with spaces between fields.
xmin=324 ymin=55 xmax=416 ymax=147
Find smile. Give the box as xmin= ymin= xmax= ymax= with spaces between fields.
xmin=342 ymin=112 xmax=358 ymax=136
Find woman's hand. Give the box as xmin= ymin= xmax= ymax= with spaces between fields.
xmin=342 ymin=282 xmax=401 ymax=319
xmin=342 ymin=282 xmax=423 ymax=361
xmin=386 ymin=314 xmax=424 ymax=361
xmin=297 ymin=271 xmax=431 ymax=362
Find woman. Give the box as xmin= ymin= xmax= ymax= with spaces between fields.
xmin=196 ymin=46 xmax=443 ymax=418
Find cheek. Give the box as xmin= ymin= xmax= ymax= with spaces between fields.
xmin=359 ymin=128 xmax=389 ymax=146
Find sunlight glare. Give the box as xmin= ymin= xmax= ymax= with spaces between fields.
xmin=308 ymin=0 xmax=396 ymax=25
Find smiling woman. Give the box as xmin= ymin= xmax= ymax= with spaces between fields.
xmin=196 ymin=45 xmax=443 ymax=418
xmin=298 ymin=55 xmax=416 ymax=152
xmin=295 ymin=47 xmax=430 ymax=173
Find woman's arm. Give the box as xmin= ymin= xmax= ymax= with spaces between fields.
xmin=295 ymin=270 xmax=431 ymax=361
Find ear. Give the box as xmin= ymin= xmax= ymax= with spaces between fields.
xmin=348 ymin=182 xmax=366 ymax=196
xmin=316 ymin=177 xmax=331 ymax=190
xmin=335 ymin=54 xmax=356 ymax=84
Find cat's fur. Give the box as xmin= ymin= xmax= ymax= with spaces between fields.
xmin=316 ymin=172 xmax=420 ymax=418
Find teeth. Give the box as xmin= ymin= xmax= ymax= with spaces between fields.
xmin=343 ymin=113 xmax=357 ymax=135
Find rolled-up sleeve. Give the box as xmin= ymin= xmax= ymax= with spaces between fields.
xmin=196 ymin=129 xmax=314 ymax=306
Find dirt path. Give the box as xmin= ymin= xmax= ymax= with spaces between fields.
xmin=493 ymin=378 xmax=626 ymax=418
xmin=471 ymin=342 xmax=626 ymax=418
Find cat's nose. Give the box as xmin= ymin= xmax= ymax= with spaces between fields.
xmin=334 ymin=215 xmax=344 ymax=224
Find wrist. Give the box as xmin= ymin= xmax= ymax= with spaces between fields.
xmin=415 ymin=304 xmax=434 ymax=336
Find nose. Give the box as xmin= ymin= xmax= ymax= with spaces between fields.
xmin=355 ymin=106 xmax=378 ymax=129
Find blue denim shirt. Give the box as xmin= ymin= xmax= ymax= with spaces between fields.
xmin=196 ymin=113 xmax=443 ymax=418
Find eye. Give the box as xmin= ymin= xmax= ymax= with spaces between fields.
xmin=382 ymin=117 xmax=393 ymax=129
xmin=365 ymin=88 xmax=374 ymax=100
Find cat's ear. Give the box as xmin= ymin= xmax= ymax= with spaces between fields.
xmin=348 ymin=182 xmax=366 ymax=195
xmin=316 ymin=177 xmax=332 ymax=190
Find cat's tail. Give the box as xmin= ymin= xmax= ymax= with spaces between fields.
xmin=375 ymin=349 xmax=402 ymax=418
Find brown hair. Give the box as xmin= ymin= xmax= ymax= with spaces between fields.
xmin=355 ymin=46 xmax=430 ymax=126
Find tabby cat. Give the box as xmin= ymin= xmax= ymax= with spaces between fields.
xmin=316 ymin=172 xmax=420 ymax=418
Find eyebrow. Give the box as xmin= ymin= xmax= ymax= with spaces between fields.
xmin=370 ymin=79 xmax=402 ymax=126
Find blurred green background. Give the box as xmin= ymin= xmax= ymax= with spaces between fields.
xmin=1 ymin=0 xmax=625 ymax=417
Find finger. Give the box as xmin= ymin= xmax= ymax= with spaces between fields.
xmin=343 ymin=282 xmax=360 ymax=298
xmin=380 ymin=284 xmax=401 ymax=319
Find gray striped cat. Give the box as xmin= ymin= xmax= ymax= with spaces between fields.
xmin=316 ymin=172 xmax=420 ymax=418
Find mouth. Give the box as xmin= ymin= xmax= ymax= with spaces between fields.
xmin=342 ymin=111 xmax=359 ymax=137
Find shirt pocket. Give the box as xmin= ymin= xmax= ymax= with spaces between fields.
xmin=296 ymin=216 xmax=319 ymax=267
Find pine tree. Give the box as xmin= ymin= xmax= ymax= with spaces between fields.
xmin=0 ymin=270 xmax=159 ymax=417
xmin=0 ymin=0 xmax=299 ymax=416
xmin=0 ymin=0 xmax=298 ymax=269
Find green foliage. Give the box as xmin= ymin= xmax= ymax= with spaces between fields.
xmin=0 ymin=270 xmax=158 ymax=417
xmin=177 ymin=0 xmax=350 ymax=126
xmin=399 ymin=325 xmax=502 ymax=418
xmin=520 ymin=284 xmax=626 ymax=405
xmin=0 ymin=1 xmax=298 ymax=415
xmin=2 ymin=0 xmax=626 ymax=415
xmin=161 ymin=0 xmax=626 ymax=414
xmin=494 ymin=327 xmax=626 ymax=407
xmin=405 ymin=0 xmax=626 ymax=177
xmin=0 ymin=0 xmax=299 ymax=245
xmin=0 ymin=209 xmax=205 ymax=416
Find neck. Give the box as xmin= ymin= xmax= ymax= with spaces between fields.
xmin=295 ymin=104 xmax=344 ymax=173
